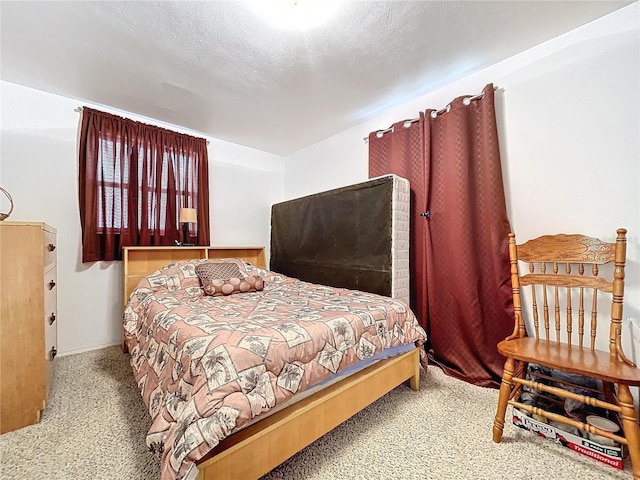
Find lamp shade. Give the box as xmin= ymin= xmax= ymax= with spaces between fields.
xmin=179 ymin=207 xmax=197 ymax=223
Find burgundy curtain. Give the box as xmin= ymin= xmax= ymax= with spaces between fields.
xmin=368 ymin=117 xmax=428 ymax=331
xmin=369 ymin=84 xmax=513 ymax=388
xmin=78 ymin=107 xmax=210 ymax=262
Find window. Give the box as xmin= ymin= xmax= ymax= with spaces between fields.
xmin=78 ymin=107 xmax=210 ymax=262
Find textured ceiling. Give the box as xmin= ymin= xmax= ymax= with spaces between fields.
xmin=0 ymin=1 xmax=633 ymax=155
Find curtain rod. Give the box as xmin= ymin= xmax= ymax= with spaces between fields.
xmin=74 ymin=106 xmax=211 ymax=145
xmin=363 ymin=86 xmax=500 ymax=143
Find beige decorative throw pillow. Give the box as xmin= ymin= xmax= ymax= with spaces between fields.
xmin=195 ymin=262 xmax=264 ymax=296
xmin=196 ymin=262 xmax=242 ymax=280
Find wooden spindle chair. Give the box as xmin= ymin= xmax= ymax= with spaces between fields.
xmin=492 ymin=229 xmax=640 ymax=478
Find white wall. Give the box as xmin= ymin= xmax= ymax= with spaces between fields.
xmin=0 ymin=82 xmax=285 ymax=355
xmin=1 ymin=4 xmax=638 ymax=356
xmin=284 ymin=4 xmax=640 ymax=349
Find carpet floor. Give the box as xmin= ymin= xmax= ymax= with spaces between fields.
xmin=0 ymin=346 xmax=630 ymax=479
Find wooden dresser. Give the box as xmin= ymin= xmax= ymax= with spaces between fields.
xmin=0 ymin=221 xmax=58 ymax=434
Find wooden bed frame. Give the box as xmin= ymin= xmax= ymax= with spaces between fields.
xmin=122 ymin=246 xmax=422 ymax=480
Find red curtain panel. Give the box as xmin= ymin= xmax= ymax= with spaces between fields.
xmin=369 ymin=84 xmax=513 ymax=387
xmin=368 ymin=117 xmax=428 ymax=332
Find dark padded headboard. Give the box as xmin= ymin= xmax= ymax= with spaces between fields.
xmin=270 ymin=175 xmax=398 ymax=297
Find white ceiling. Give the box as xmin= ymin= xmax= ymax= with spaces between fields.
xmin=0 ymin=1 xmax=633 ymax=156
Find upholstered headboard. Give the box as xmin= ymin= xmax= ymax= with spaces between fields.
xmin=270 ymin=174 xmax=409 ymax=304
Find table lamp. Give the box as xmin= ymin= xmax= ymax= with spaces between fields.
xmin=179 ymin=207 xmax=197 ymax=245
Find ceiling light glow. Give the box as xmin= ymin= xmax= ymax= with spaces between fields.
xmin=246 ymin=0 xmax=342 ymax=31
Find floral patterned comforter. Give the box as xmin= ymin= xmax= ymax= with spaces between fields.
xmin=123 ymin=259 xmax=426 ymax=480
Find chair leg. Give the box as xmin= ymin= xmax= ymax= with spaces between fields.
xmin=493 ymin=357 xmax=515 ymax=443
xmin=618 ymin=384 xmax=640 ymax=480
xmin=510 ymin=360 xmax=528 ymax=403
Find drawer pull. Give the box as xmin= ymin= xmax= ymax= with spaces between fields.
xmin=49 ymin=347 xmax=57 ymax=361
xmin=48 ymin=243 xmax=56 ymax=252
xmin=49 ymin=313 xmax=56 ymax=325
xmin=48 ymin=280 xmax=56 ymax=290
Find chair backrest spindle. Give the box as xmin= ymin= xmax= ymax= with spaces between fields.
xmin=541 ymin=263 xmax=550 ymax=339
xmin=566 ymin=284 xmax=572 ymax=344
xmin=531 ymin=287 xmax=540 ymax=338
xmin=591 ymin=290 xmax=598 ymax=350
xmin=578 ymin=298 xmax=584 ymax=346
xmin=552 ymin=262 xmax=557 ymax=338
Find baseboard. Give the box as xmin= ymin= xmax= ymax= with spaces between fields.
xmin=57 ymin=341 xmax=121 ymax=358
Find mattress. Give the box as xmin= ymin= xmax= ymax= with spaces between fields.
xmin=270 ymin=174 xmax=410 ymax=306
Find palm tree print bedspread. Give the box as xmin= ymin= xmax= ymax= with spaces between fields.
xmin=123 ymin=259 xmax=426 ymax=480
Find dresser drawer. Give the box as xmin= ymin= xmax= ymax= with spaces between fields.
xmin=43 ymin=230 xmax=57 ymax=270
xmin=44 ymin=311 xmax=58 ymax=360
xmin=44 ymin=265 xmax=57 ymax=299
xmin=44 ymin=319 xmax=58 ymax=360
xmin=44 ymin=296 xmax=58 ymax=361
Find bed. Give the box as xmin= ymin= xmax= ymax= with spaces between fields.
xmin=122 ymin=246 xmax=427 ymax=480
